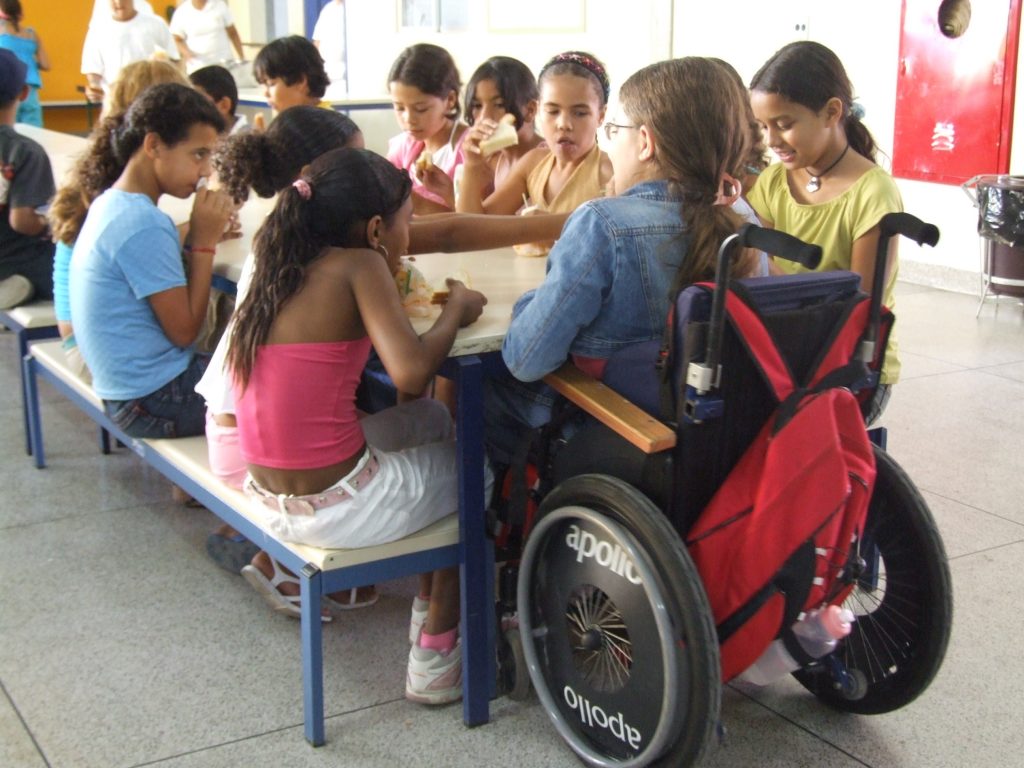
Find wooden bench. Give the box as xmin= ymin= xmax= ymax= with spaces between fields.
xmin=22 ymin=338 xmax=494 ymax=747
xmin=1 ymin=301 xmax=60 ymax=453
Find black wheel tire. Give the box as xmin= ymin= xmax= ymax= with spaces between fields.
xmin=504 ymin=628 xmax=532 ymax=701
xmin=793 ymin=447 xmax=953 ymax=713
xmin=518 ymin=474 xmax=720 ymax=768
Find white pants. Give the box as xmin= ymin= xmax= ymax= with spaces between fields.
xmin=248 ymin=399 xmax=493 ymax=550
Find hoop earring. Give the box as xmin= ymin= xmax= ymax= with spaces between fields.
xmin=375 ymin=243 xmax=390 ymax=260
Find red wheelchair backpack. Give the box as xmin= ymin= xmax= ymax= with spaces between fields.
xmin=684 ymin=290 xmax=877 ymax=683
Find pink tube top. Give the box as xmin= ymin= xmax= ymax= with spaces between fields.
xmin=233 ymin=337 xmax=373 ymax=469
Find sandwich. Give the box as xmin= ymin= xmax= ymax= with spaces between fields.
xmin=479 ymin=114 xmax=519 ymax=156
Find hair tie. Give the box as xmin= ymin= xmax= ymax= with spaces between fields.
xmin=541 ymin=51 xmax=610 ymax=104
xmin=292 ymin=178 xmax=312 ymax=200
xmin=714 ymin=173 xmax=742 ymax=207
xmin=849 ymin=101 xmax=866 ymax=120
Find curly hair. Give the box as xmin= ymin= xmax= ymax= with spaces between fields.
xmin=213 ymin=105 xmax=361 ymax=203
xmin=228 ymin=148 xmax=411 ymax=387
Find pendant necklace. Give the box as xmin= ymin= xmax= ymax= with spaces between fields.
xmin=805 ymin=144 xmax=849 ymax=193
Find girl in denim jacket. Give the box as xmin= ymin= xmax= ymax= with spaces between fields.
xmin=486 ymin=57 xmax=759 ymax=461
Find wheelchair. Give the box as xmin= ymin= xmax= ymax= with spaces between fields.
xmin=494 ymin=215 xmax=954 ymax=768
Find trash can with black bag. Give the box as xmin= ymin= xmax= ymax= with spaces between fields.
xmin=962 ymin=174 xmax=1024 ymax=315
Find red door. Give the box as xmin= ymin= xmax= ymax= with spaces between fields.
xmin=893 ymin=0 xmax=1022 ymax=185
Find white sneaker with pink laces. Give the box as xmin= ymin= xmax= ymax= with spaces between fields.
xmin=405 ymin=639 xmax=462 ymax=705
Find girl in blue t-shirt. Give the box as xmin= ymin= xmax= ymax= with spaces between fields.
xmin=69 ymin=83 xmax=234 ymax=438
xmin=0 ymin=0 xmax=48 ymax=127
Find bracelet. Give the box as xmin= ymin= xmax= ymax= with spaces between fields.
xmin=184 ymin=245 xmax=216 ymax=255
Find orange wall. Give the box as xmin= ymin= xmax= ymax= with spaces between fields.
xmin=25 ymin=0 xmax=91 ymax=130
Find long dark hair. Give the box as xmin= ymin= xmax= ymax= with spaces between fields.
xmin=619 ymin=57 xmax=754 ymax=292
xmin=229 ymin=148 xmax=412 ymax=387
xmin=388 ymin=43 xmax=461 ymax=118
xmin=213 ymin=106 xmax=361 ymax=202
xmin=463 ymin=56 xmax=537 ymax=130
xmin=750 ymin=41 xmax=877 ymax=163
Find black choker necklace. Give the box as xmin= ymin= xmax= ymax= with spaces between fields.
xmin=805 ymin=144 xmax=849 ymax=193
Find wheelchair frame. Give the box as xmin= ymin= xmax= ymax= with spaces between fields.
xmin=498 ymin=216 xmax=952 ymax=767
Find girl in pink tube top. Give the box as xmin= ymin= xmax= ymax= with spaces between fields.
xmin=228 ymin=146 xmax=489 ymax=706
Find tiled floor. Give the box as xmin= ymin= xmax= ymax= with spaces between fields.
xmin=1 ymin=284 xmax=1022 ymax=768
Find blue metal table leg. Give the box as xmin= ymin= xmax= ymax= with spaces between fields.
xmin=301 ymin=564 xmax=326 ymax=746
xmin=455 ymin=355 xmax=494 ymax=727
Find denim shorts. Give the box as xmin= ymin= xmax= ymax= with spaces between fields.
xmin=103 ymin=353 xmax=211 ymax=439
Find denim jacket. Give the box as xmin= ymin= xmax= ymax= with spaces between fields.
xmin=502 ymin=180 xmax=690 ymax=382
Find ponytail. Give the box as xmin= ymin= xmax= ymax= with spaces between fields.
xmin=213 ymin=106 xmax=363 ymax=204
xmin=228 ymin=186 xmax=323 ymax=387
xmin=48 ymin=113 xmax=132 ymax=245
xmin=228 ymin=147 xmax=411 ymax=389
xmin=844 ymin=111 xmax=877 ymax=163
xmin=674 ymin=190 xmax=752 ymax=295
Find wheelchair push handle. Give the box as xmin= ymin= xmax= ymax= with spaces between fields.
xmin=878 ymin=212 xmax=940 ymax=248
xmin=737 ymin=223 xmax=823 ymax=269
xmin=696 ymin=225 xmax=822 ymax=394
xmin=864 ymin=211 xmax=940 ymax=362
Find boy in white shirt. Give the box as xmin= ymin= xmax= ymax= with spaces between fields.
xmin=313 ymin=0 xmax=347 ymax=97
xmin=170 ymin=0 xmax=245 ymax=74
xmin=81 ymin=0 xmax=179 ymax=103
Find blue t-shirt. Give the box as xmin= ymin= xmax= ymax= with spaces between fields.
xmin=70 ymin=189 xmax=190 ymax=400
xmin=53 ymin=239 xmax=72 ymax=322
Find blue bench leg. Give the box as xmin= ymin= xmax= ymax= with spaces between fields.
xmin=301 ymin=564 xmax=325 ymax=747
xmin=22 ymin=354 xmax=46 ymax=469
xmin=17 ymin=328 xmax=31 ymax=455
xmin=455 ymin=355 xmax=495 ymax=727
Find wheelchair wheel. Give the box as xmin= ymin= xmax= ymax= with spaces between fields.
xmin=794 ymin=447 xmax=953 ymax=713
xmin=518 ymin=474 xmax=720 ymax=768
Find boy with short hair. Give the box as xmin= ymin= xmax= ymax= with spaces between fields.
xmin=0 ymin=48 xmax=54 ymax=309
xmin=190 ymin=63 xmax=247 ymax=134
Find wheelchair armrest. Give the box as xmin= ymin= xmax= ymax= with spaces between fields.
xmin=543 ymin=362 xmax=677 ymax=454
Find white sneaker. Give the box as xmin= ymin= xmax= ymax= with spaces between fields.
xmin=409 ymin=596 xmax=429 ymax=644
xmin=0 ymin=275 xmax=33 ymax=310
xmin=405 ymin=639 xmax=462 ymax=705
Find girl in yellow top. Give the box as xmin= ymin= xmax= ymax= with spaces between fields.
xmin=458 ymin=51 xmax=612 ymax=226
xmin=747 ymin=41 xmax=903 ymax=422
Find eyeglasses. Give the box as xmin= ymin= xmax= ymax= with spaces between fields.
xmin=602 ymin=122 xmax=638 ymax=141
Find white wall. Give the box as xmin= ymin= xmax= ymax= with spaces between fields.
xmin=232 ymin=0 xmax=1018 ymax=292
